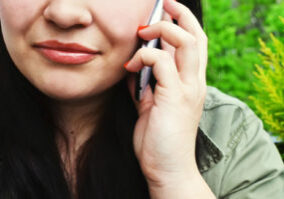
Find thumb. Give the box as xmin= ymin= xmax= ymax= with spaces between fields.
xmin=126 ymin=73 xmax=154 ymax=115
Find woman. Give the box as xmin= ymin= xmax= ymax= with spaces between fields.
xmin=0 ymin=0 xmax=283 ymax=198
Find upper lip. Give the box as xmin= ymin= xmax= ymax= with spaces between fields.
xmin=33 ymin=40 xmax=100 ymax=54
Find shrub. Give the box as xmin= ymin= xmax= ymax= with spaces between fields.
xmin=202 ymin=0 xmax=284 ymax=110
xmin=249 ymin=17 xmax=284 ymax=159
xmin=202 ymin=0 xmax=284 ymax=159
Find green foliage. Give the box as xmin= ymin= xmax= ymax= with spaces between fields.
xmin=202 ymin=0 xmax=284 ymax=159
xmin=249 ymin=19 xmax=284 ymax=142
xmin=202 ymin=0 xmax=284 ymax=110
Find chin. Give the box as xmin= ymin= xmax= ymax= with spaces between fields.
xmin=38 ymin=81 xmax=115 ymax=104
xmin=42 ymin=88 xmax=91 ymax=102
xmin=32 ymin=70 xmax=124 ymax=103
xmin=35 ymin=80 xmax=91 ymax=102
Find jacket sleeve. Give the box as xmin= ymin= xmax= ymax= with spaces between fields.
xmin=219 ymin=105 xmax=284 ymax=199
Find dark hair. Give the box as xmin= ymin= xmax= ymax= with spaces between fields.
xmin=0 ymin=1 xmax=203 ymax=198
xmin=178 ymin=0 xmax=203 ymax=27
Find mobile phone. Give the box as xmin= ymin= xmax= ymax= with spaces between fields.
xmin=135 ymin=0 xmax=164 ymax=101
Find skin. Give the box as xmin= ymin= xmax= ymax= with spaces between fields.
xmin=0 ymin=0 xmax=154 ymax=132
xmin=0 ymin=0 xmax=216 ymax=198
xmin=0 ymin=0 xmax=154 ymax=193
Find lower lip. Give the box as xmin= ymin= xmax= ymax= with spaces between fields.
xmin=37 ymin=48 xmax=98 ymax=65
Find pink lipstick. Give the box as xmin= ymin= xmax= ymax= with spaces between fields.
xmin=33 ymin=40 xmax=100 ymax=65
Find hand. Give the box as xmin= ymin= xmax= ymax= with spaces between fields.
xmin=124 ymin=0 xmax=208 ymax=188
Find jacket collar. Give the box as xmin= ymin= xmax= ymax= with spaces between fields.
xmin=196 ymin=126 xmax=224 ymax=173
xmin=195 ymin=89 xmax=225 ymax=173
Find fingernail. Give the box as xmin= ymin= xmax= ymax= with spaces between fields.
xmin=124 ymin=61 xmax=131 ymax=69
xmin=137 ymin=25 xmax=149 ymax=32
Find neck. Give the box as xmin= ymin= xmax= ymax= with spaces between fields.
xmin=51 ymin=87 xmax=114 ymax=155
xmin=49 ymin=88 xmax=114 ymax=194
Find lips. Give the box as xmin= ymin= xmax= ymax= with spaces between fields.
xmin=33 ymin=40 xmax=101 ymax=65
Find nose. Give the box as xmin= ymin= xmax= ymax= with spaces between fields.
xmin=43 ymin=0 xmax=93 ymax=29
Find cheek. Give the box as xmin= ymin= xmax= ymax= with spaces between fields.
xmin=0 ymin=0 xmax=45 ymax=31
xmin=91 ymin=1 xmax=154 ymax=44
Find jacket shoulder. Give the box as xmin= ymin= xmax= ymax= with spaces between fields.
xmin=199 ymin=86 xmax=284 ymax=198
xmin=200 ymin=85 xmax=262 ymax=155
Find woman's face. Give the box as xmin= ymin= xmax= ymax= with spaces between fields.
xmin=0 ymin=0 xmax=155 ymax=101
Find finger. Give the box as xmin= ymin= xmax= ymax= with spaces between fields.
xmin=138 ymin=21 xmax=199 ymax=83
xmin=124 ymin=47 xmax=180 ymax=90
xmin=161 ymin=11 xmax=176 ymax=59
xmin=126 ymin=73 xmax=154 ymax=116
xmin=164 ymin=0 xmax=204 ymax=36
xmin=164 ymin=0 xmax=208 ymax=82
xmin=198 ymin=36 xmax=208 ymax=82
xmin=162 ymin=9 xmax=173 ymax=22
xmin=160 ymin=37 xmax=175 ymax=61
xmin=138 ymin=21 xmax=194 ymax=50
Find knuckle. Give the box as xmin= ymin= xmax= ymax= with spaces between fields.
xmin=184 ymin=35 xmax=197 ymax=47
xmin=201 ymin=33 xmax=208 ymax=44
xmin=203 ymin=34 xmax=208 ymax=42
xmin=181 ymin=6 xmax=191 ymax=17
xmin=139 ymin=47 xmax=149 ymax=54
xmin=160 ymin=50 xmax=171 ymax=60
xmin=157 ymin=21 xmax=172 ymax=34
xmin=191 ymin=37 xmax=198 ymax=46
xmin=138 ymin=47 xmax=149 ymax=59
xmin=159 ymin=20 xmax=170 ymax=27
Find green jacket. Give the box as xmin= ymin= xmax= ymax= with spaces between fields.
xmin=196 ymin=86 xmax=284 ymax=198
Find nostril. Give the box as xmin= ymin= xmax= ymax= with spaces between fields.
xmin=44 ymin=16 xmax=87 ymax=30
xmin=43 ymin=3 xmax=93 ymax=30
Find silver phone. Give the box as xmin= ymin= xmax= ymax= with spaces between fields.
xmin=135 ymin=0 xmax=164 ymax=101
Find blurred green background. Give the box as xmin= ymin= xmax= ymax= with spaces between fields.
xmin=202 ymin=0 xmax=284 ymax=109
xmin=201 ymin=0 xmax=284 ymax=159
